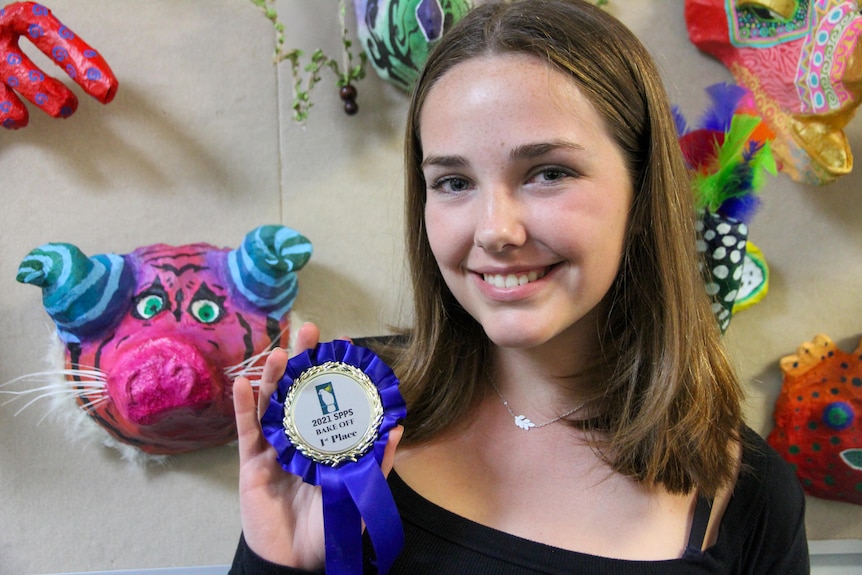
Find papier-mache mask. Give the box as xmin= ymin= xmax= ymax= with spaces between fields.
xmin=0 ymin=1 xmax=118 ymax=129
xmin=354 ymin=0 xmax=472 ymax=91
xmin=12 ymin=226 xmax=312 ymax=460
xmin=675 ymin=83 xmax=776 ymax=332
xmin=767 ymin=334 xmax=862 ymax=505
xmin=685 ymin=0 xmax=862 ymax=185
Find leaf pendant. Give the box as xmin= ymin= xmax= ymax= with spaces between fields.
xmin=514 ymin=415 xmax=535 ymax=430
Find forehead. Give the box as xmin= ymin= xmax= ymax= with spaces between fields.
xmin=419 ymin=53 xmax=611 ymax=152
xmin=424 ymin=53 xmax=582 ymax=109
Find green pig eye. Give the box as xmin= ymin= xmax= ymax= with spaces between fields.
xmin=190 ymin=299 xmax=221 ymax=324
xmin=135 ymin=294 xmax=166 ymax=319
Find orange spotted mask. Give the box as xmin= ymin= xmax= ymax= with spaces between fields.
xmin=768 ymin=334 xmax=862 ymax=504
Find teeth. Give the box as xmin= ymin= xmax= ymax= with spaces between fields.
xmin=482 ymin=269 xmax=545 ymax=288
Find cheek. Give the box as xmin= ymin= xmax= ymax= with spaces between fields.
xmin=424 ymin=205 xmax=464 ymax=267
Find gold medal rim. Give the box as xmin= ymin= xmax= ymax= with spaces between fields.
xmin=282 ymin=361 xmax=384 ymax=467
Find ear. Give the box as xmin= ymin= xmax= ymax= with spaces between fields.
xmin=226 ymin=225 xmax=313 ymax=318
xmin=17 ymin=243 xmax=134 ymax=342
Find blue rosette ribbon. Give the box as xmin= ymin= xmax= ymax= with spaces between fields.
xmin=261 ymin=339 xmax=407 ymax=574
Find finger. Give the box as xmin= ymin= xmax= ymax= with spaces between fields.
xmin=234 ymin=376 xmax=264 ymax=462
xmin=0 ymin=46 xmax=78 ymax=118
xmin=294 ymin=322 xmax=321 ymax=355
xmin=1 ymin=3 xmax=118 ymax=105
xmin=380 ymin=425 xmax=403 ymax=478
xmin=255 ymin=323 xmax=318 ymax=413
xmin=257 ymin=347 xmax=289 ymax=414
xmin=0 ymin=82 xmax=28 ymax=128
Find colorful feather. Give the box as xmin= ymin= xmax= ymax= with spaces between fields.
xmin=694 ymin=114 xmax=776 ymax=219
xmin=677 ymin=83 xmax=776 ymax=222
xmin=699 ymin=82 xmax=747 ymax=132
xmin=672 ymin=105 xmax=689 ymax=136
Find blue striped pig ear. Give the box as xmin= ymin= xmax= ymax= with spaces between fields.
xmin=227 ymin=226 xmax=313 ymax=318
xmin=16 ymin=243 xmax=135 ymax=343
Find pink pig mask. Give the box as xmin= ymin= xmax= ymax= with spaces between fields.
xmin=12 ymin=226 xmax=312 ymax=459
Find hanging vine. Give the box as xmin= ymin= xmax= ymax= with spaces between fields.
xmin=250 ymin=0 xmax=366 ymax=122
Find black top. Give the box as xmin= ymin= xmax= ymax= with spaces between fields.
xmin=229 ymin=427 xmax=809 ymax=574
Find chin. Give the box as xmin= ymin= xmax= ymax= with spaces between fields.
xmin=479 ymin=311 xmax=598 ymax=354
xmin=482 ymin=325 xmax=555 ymax=350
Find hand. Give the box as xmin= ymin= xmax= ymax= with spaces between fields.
xmin=0 ymin=2 xmax=118 ymax=129
xmin=233 ymin=322 xmax=403 ymax=568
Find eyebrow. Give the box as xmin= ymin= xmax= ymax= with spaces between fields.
xmin=420 ymin=140 xmax=585 ymax=170
xmin=420 ymin=154 xmax=468 ymax=170
xmin=509 ymin=140 xmax=585 ymax=159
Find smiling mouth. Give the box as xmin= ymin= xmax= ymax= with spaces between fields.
xmin=482 ymin=268 xmax=548 ymax=288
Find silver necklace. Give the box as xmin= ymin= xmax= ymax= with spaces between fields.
xmin=490 ymin=382 xmax=584 ymax=431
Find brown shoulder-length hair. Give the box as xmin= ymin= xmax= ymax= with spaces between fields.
xmin=389 ymin=0 xmax=743 ymax=497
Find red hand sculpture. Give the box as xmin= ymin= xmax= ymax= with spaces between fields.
xmin=0 ymin=2 xmax=117 ymax=129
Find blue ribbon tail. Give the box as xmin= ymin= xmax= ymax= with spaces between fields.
xmin=264 ymin=341 xmax=408 ymax=574
xmin=321 ymin=468 xmax=363 ymax=574
xmin=344 ymin=456 xmax=403 ymax=575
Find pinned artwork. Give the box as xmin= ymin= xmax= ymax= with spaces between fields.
xmin=0 ymin=1 xmax=118 ymax=129
xmin=685 ymin=0 xmax=862 ymax=185
xmin=768 ymin=334 xmax=862 ymax=505
xmin=675 ymin=83 xmax=776 ymax=332
xmin=8 ymin=226 xmax=312 ymax=461
xmin=354 ymin=0 xmax=472 ymax=91
xmin=252 ymin=0 xmax=472 ymax=120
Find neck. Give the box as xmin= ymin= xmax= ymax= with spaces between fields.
xmin=487 ymin=341 xmax=593 ymax=426
xmin=489 ymin=322 xmax=597 ymax=381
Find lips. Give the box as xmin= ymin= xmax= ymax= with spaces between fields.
xmin=481 ymin=267 xmax=549 ymax=288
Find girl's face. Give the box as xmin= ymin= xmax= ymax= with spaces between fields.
xmin=420 ymin=54 xmax=633 ymax=352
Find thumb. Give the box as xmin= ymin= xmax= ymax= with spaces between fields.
xmin=380 ymin=425 xmax=403 ymax=478
xmin=233 ymin=376 xmax=265 ymax=462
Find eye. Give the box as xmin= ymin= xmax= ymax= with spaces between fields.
xmin=823 ymin=401 xmax=854 ymax=431
xmin=190 ymin=299 xmax=222 ymax=324
xmin=539 ymin=168 xmax=566 ymax=181
xmin=429 ymin=175 xmax=472 ymax=195
xmin=188 ymin=283 xmax=225 ymax=324
xmin=527 ymin=166 xmax=576 ymax=185
xmin=737 ymin=1 xmax=797 ymax=21
xmin=134 ymin=294 xmax=166 ymax=319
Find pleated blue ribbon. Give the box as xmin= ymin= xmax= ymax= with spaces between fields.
xmin=261 ymin=340 xmax=407 ymax=574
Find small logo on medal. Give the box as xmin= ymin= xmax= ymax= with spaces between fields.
xmin=316 ymin=382 xmax=339 ymax=414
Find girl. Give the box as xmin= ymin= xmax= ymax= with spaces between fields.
xmin=230 ymin=1 xmax=809 ymax=572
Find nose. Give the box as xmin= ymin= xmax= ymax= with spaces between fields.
xmin=473 ymin=188 xmax=526 ymax=252
xmin=107 ymin=337 xmax=218 ymax=426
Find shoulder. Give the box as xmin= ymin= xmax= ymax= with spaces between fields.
xmin=736 ymin=425 xmax=806 ymax=517
xmin=713 ymin=426 xmax=810 ymax=572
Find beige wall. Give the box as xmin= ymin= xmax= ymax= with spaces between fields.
xmin=0 ymin=1 xmax=859 ymax=572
